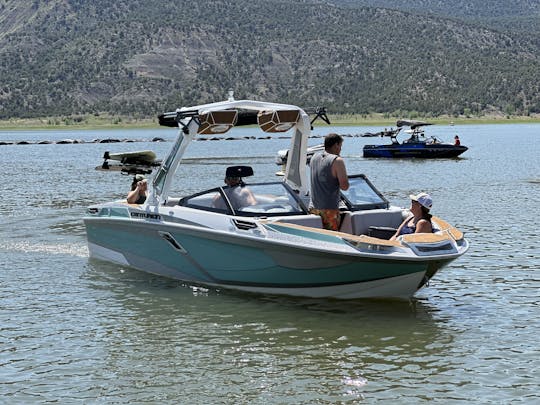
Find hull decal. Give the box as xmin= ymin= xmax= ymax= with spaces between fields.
xmin=157 ymin=231 xmax=219 ymax=282
xmin=159 ymin=231 xmax=187 ymax=253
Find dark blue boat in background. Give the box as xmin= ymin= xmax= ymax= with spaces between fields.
xmin=363 ymin=120 xmax=468 ymax=158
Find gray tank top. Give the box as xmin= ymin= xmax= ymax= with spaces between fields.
xmin=310 ymin=151 xmax=340 ymax=209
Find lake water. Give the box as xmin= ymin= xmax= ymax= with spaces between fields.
xmin=0 ymin=123 xmax=538 ymax=403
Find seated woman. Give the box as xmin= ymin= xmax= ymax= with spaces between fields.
xmin=390 ymin=192 xmax=433 ymax=240
xmin=127 ymin=174 xmax=148 ymax=204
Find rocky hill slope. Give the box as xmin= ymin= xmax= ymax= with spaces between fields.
xmin=1 ymin=0 xmax=539 ymax=119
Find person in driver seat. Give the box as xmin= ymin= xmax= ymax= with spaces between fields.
xmin=213 ymin=170 xmax=257 ymax=210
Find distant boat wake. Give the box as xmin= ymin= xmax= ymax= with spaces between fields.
xmin=0 ymin=241 xmax=88 ymax=257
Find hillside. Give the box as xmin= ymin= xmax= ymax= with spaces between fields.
xmin=331 ymin=0 xmax=540 ymax=37
xmin=331 ymin=0 xmax=540 ymax=20
xmin=1 ymin=0 xmax=539 ymax=120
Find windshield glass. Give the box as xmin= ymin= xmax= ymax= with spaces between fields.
xmin=238 ymin=183 xmax=305 ymax=215
xmin=340 ymin=175 xmax=389 ymax=210
xmin=180 ymin=182 xmax=306 ymax=216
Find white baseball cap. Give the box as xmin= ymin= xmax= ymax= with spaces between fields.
xmin=410 ymin=192 xmax=433 ymax=210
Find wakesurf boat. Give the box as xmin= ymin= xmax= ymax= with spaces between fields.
xmin=84 ymin=97 xmax=469 ymax=299
xmin=363 ymin=120 xmax=468 ymax=158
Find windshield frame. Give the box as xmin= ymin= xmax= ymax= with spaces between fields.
xmin=178 ymin=181 xmax=309 ymax=217
xmin=340 ymin=174 xmax=390 ymax=211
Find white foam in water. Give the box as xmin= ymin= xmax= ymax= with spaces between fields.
xmin=342 ymin=377 xmax=368 ymax=387
xmin=0 ymin=240 xmax=88 ymax=257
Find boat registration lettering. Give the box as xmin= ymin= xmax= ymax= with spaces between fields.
xmin=130 ymin=212 xmax=162 ymax=220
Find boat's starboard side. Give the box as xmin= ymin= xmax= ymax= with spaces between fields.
xmin=84 ymin=215 xmax=435 ymax=298
xmin=263 ymin=219 xmax=466 ymax=260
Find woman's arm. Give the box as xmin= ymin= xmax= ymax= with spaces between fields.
xmin=390 ymin=216 xmax=412 ymax=240
xmin=127 ymin=180 xmax=147 ymax=204
xmin=127 ymin=189 xmax=140 ymax=204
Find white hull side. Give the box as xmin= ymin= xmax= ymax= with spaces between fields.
xmin=203 ymin=271 xmax=427 ymax=299
xmin=88 ymin=242 xmax=130 ymax=266
xmin=88 ymin=241 xmax=426 ymax=299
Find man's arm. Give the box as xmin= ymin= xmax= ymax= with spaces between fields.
xmin=333 ymin=157 xmax=349 ymax=190
xmin=242 ymin=188 xmax=257 ymax=205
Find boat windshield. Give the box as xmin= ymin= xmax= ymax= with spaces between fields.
xmin=340 ymin=175 xmax=389 ymax=210
xmin=179 ymin=182 xmax=307 ymax=217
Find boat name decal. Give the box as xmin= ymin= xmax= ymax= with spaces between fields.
xmin=130 ymin=212 xmax=162 ymax=220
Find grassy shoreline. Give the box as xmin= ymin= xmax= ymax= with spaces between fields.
xmin=1 ymin=113 xmax=539 ymax=131
xmin=328 ymin=114 xmax=540 ymax=126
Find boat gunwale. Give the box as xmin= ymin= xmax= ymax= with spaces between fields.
xmin=84 ymin=206 xmax=468 ymax=262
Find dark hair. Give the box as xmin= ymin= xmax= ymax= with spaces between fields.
xmin=420 ymin=206 xmax=432 ymax=221
xmin=225 ymin=176 xmax=244 ymax=187
xmin=324 ymin=133 xmax=343 ymax=150
xmin=131 ymin=177 xmax=146 ymax=190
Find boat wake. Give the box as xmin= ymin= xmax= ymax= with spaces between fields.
xmin=0 ymin=240 xmax=88 ymax=257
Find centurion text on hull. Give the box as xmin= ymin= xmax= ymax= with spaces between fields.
xmin=84 ymin=97 xmax=469 ymax=299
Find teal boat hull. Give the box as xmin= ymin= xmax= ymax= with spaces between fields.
xmin=85 ymin=218 xmax=452 ymax=299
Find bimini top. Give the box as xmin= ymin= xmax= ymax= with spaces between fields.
xmin=150 ymin=97 xmax=329 ymax=204
xmin=158 ymin=99 xmax=328 ymax=133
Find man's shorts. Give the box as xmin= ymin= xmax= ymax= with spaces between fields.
xmin=310 ymin=208 xmax=340 ymax=231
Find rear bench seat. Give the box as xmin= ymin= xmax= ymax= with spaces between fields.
xmin=342 ymin=208 xmax=404 ymax=236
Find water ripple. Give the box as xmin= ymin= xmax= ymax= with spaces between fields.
xmin=1 ymin=125 xmax=539 ymax=402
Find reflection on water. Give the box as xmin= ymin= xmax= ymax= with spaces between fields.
xmin=1 ymin=124 xmax=539 ymax=402
xmin=81 ymin=261 xmax=450 ymax=402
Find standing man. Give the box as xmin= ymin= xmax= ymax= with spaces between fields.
xmin=309 ymin=133 xmax=349 ymax=231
